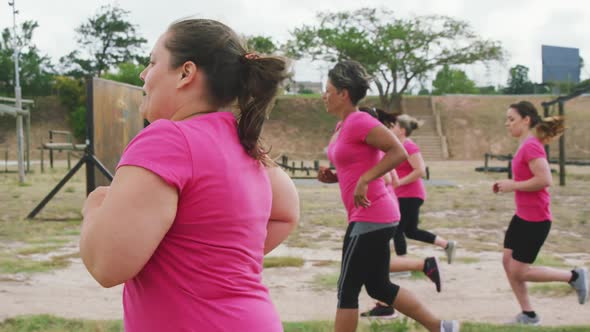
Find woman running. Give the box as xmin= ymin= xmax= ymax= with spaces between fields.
xmin=495 ymin=101 xmax=587 ymax=325
xmin=317 ymin=60 xmax=458 ymax=332
xmin=391 ymin=114 xmax=457 ymax=264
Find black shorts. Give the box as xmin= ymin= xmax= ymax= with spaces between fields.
xmin=503 ymin=215 xmax=551 ymax=264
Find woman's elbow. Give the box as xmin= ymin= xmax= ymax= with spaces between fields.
xmin=83 ymin=259 xmax=127 ymax=288
xmin=80 ymin=248 xmax=130 ymax=288
xmin=544 ymin=177 xmax=553 ymax=188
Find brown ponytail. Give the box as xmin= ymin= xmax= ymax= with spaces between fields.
xmin=238 ymin=56 xmax=290 ymax=164
xmin=509 ymin=101 xmax=565 ymax=143
xmin=535 ymin=116 xmax=565 ymax=143
xmin=165 ymin=19 xmax=290 ymax=165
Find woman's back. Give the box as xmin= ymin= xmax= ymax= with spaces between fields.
xmin=119 ymin=112 xmax=280 ymax=331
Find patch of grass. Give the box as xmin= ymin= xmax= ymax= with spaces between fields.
xmin=410 ymin=270 xmax=426 ymax=280
xmin=529 ymin=283 xmax=574 ymax=297
xmin=311 ymin=272 xmax=339 ymax=290
xmin=16 ymin=244 xmax=64 ymax=255
xmin=0 ymin=252 xmax=79 ymax=274
xmin=64 ymin=186 xmax=76 ymax=193
xmin=4 ymin=316 xmax=589 ymax=332
xmin=0 ymin=315 xmax=122 ymax=332
xmin=263 ymin=256 xmax=305 ymax=268
xmin=461 ymin=322 xmax=590 ymax=331
xmin=534 ymin=254 xmax=569 ymax=268
xmin=311 ymin=260 xmax=339 ymax=267
xmin=0 ymin=220 xmax=80 ymax=243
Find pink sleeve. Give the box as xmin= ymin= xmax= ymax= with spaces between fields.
xmin=404 ymin=140 xmax=420 ymax=156
xmin=523 ymin=140 xmax=546 ymax=162
xmin=351 ymin=112 xmax=381 ymax=142
xmin=117 ymin=120 xmax=192 ymax=191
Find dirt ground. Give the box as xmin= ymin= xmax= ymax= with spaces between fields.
xmin=1 ymin=160 xmax=589 ymax=326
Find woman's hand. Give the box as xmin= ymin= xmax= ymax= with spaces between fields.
xmin=353 ymin=177 xmax=371 ymax=208
xmin=317 ymin=166 xmax=338 ymax=183
xmin=82 ymin=186 xmax=110 ymax=217
xmin=495 ymin=180 xmax=516 ymax=193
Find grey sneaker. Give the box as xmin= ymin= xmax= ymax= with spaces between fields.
xmin=569 ymin=267 xmax=588 ymax=304
xmin=510 ymin=313 xmax=540 ymax=325
xmin=440 ymin=320 xmax=460 ymax=332
xmin=445 ymin=240 xmax=457 ymax=264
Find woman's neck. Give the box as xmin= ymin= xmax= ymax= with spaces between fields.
xmin=518 ymin=129 xmax=533 ymax=143
xmin=338 ymin=105 xmax=357 ymax=121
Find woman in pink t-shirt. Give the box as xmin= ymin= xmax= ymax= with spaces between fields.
xmin=495 ymin=101 xmax=587 ymax=325
xmin=79 ymin=19 xmax=299 ymax=332
xmin=317 ymin=60 xmax=458 ymax=332
xmin=389 ymin=114 xmax=457 ymax=265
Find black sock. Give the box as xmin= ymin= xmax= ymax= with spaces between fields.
xmin=570 ymin=270 xmax=579 ymax=283
xmin=522 ymin=311 xmax=536 ymax=318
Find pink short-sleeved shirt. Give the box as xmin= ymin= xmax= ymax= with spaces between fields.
xmin=512 ymin=135 xmax=552 ymax=222
xmin=117 ymin=112 xmax=282 ymax=332
xmin=327 ymin=111 xmax=399 ymax=223
xmin=394 ymin=139 xmax=426 ymax=200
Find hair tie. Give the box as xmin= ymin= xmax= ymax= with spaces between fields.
xmin=244 ymin=52 xmax=259 ymax=60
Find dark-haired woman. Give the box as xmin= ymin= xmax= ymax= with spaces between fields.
xmin=80 ymin=19 xmax=299 ymax=331
xmin=318 ymin=60 xmax=458 ymax=332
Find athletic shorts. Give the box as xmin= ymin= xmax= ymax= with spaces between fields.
xmin=503 ymin=215 xmax=551 ymax=264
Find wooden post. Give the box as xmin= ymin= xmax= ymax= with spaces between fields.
xmin=25 ymin=108 xmax=30 ymax=172
xmin=558 ymin=101 xmax=565 ymax=186
xmin=40 ymin=147 xmax=44 ymax=173
xmin=543 ymin=104 xmax=550 ymax=158
xmin=49 ymin=130 xmax=54 ymax=169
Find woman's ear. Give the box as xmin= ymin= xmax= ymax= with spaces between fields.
xmin=177 ymin=61 xmax=197 ymax=88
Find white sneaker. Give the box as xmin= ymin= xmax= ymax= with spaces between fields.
xmin=445 ymin=240 xmax=457 ymax=264
xmin=570 ymin=267 xmax=588 ymax=304
xmin=508 ymin=312 xmax=540 ymax=325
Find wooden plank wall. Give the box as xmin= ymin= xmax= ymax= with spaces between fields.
xmin=92 ymin=78 xmax=144 ymax=186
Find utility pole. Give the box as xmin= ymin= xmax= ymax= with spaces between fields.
xmin=9 ymin=0 xmax=25 ymax=183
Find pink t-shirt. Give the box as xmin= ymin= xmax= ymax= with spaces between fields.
xmin=327 ymin=111 xmax=399 ymax=223
xmin=512 ymin=135 xmax=552 ymax=222
xmin=394 ymin=139 xmax=426 ymax=200
xmin=117 ymin=112 xmax=282 ymax=332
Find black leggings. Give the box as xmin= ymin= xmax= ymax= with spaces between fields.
xmin=338 ymin=223 xmax=400 ymax=309
xmin=393 ymin=197 xmax=436 ymax=256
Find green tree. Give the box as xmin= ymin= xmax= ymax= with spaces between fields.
xmin=102 ymin=62 xmax=144 ymax=86
xmin=60 ymin=4 xmax=146 ymax=77
xmin=504 ymin=65 xmax=534 ymax=94
xmin=53 ymin=76 xmax=86 ymax=138
xmin=0 ymin=20 xmax=54 ymax=96
xmin=246 ymin=36 xmax=278 ymax=54
xmin=432 ymin=65 xmax=477 ymax=95
xmin=287 ymin=8 xmax=504 ymax=111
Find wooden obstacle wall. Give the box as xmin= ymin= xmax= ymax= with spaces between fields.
xmin=91 ymin=78 xmax=144 ymax=186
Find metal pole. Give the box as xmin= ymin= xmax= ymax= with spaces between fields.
xmin=558 ymin=101 xmax=565 ymax=186
xmin=9 ymin=0 xmax=25 ymax=183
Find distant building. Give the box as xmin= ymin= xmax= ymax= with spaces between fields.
xmin=542 ymin=45 xmax=581 ymax=84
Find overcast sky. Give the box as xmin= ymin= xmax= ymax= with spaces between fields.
xmin=2 ymin=0 xmax=589 ymax=89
